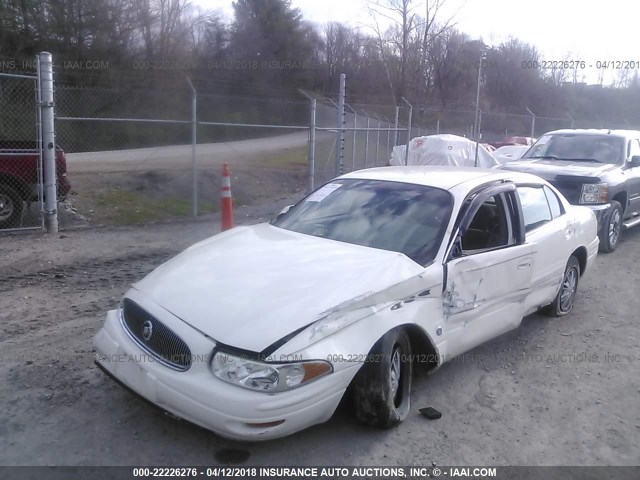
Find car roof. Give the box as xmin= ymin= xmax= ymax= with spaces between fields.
xmin=542 ymin=129 xmax=640 ymax=139
xmin=340 ymin=166 xmax=543 ymax=191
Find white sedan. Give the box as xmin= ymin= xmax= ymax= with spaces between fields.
xmin=94 ymin=167 xmax=599 ymax=441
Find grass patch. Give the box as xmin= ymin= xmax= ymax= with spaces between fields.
xmin=94 ymin=190 xmax=216 ymax=225
xmin=259 ymin=146 xmax=308 ymax=167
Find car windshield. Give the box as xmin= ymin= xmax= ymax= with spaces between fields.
xmin=272 ymin=179 xmax=453 ymax=266
xmin=523 ymin=134 xmax=625 ymax=164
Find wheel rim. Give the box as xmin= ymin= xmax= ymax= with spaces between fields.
xmin=0 ymin=194 xmax=14 ymax=221
xmin=609 ymin=209 xmax=621 ymax=247
xmin=559 ymin=267 xmax=578 ymax=312
xmin=389 ymin=346 xmax=402 ymax=404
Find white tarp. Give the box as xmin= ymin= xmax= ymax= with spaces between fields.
xmin=390 ymin=134 xmax=499 ymax=168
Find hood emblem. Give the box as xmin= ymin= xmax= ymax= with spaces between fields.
xmin=142 ymin=320 xmax=153 ymax=341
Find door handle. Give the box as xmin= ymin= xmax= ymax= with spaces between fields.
xmin=518 ymin=261 xmax=531 ymax=270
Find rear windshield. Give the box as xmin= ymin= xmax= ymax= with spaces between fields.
xmin=523 ymin=134 xmax=624 ymax=164
xmin=272 ymin=179 xmax=453 ymax=266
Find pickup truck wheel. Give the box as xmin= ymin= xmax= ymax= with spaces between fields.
xmin=599 ymin=200 xmax=622 ymax=253
xmin=546 ymin=255 xmax=580 ymax=317
xmin=0 ymin=184 xmax=23 ymax=228
xmin=352 ymin=329 xmax=412 ymax=428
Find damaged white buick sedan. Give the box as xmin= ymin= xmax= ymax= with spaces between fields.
xmin=94 ymin=167 xmax=599 ymax=441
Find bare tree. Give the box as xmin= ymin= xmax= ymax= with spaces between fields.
xmin=367 ymin=0 xmax=456 ymax=103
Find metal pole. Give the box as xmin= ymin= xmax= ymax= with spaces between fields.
xmin=394 ymin=106 xmax=400 ymax=146
xmin=335 ymin=73 xmax=346 ymax=175
xmin=436 ymin=117 xmax=440 ymax=134
xmin=187 ymin=77 xmax=197 ymax=218
xmin=308 ymin=99 xmax=316 ymax=192
xmin=386 ymin=122 xmax=391 ymax=160
xmin=364 ymin=115 xmax=370 ymax=168
xmin=474 ymin=51 xmax=486 ymax=141
xmin=474 ymin=109 xmax=482 ymax=167
xmin=374 ymin=114 xmax=381 ymax=167
xmin=38 ymin=52 xmax=57 ymax=233
xmin=526 ymin=106 xmax=536 ymax=139
xmin=352 ymin=111 xmax=357 ymax=171
xmin=345 ymin=104 xmax=357 ymax=172
xmin=35 ymin=55 xmax=44 ymax=227
xmin=401 ymin=97 xmax=413 ymax=166
xmin=567 ymin=113 xmax=575 ymax=129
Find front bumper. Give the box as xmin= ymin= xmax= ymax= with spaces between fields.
xmin=93 ymin=308 xmax=355 ymax=441
xmin=584 ymin=203 xmax=611 ymax=235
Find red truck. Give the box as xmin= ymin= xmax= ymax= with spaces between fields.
xmin=0 ymin=141 xmax=71 ymax=228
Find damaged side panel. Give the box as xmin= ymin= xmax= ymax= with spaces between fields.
xmin=444 ymin=244 xmax=535 ymax=359
xmin=274 ymin=266 xmax=446 ymax=370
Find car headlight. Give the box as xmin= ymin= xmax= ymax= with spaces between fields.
xmin=580 ymin=183 xmax=608 ymax=204
xmin=210 ymin=351 xmax=332 ymax=393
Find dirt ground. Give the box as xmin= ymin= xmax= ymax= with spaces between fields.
xmin=2 ymin=198 xmax=640 ymax=467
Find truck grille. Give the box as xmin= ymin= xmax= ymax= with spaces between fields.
xmin=551 ymin=182 xmax=581 ymax=204
xmin=120 ymin=298 xmax=192 ymax=371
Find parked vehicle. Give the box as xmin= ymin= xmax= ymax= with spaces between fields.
xmin=94 ymin=166 xmax=598 ymax=441
xmin=0 ymin=141 xmax=71 ymax=228
xmin=502 ymin=129 xmax=640 ymax=252
xmin=389 ymin=134 xmax=498 ymax=168
xmin=494 ymin=145 xmax=530 ymax=164
xmin=491 ymin=136 xmax=536 ymax=149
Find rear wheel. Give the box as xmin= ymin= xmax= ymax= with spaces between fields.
xmin=599 ymin=200 xmax=622 ymax=253
xmin=546 ymin=255 xmax=580 ymax=317
xmin=352 ymin=328 xmax=412 ymax=428
xmin=0 ymin=184 xmax=23 ymax=228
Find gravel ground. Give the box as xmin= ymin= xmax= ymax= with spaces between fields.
xmin=1 ymin=199 xmax=640 ymax=467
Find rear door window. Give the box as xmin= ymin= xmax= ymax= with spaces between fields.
xmin=517 ymin=186 xmax=552 ymax=232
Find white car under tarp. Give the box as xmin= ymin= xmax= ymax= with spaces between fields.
xmin=390 ymin=134 xmax=499 ymax=168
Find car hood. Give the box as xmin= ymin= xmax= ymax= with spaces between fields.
xmin=502 ymin=159 xmax=618 ymax=181
xmin=132 ymin=223 xmax=425 ymax=352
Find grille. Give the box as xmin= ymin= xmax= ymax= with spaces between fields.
xmin=552 ymin=182 xmax=581 ymax=204
xmin=121 ymin=298 xmax=192 ymax=371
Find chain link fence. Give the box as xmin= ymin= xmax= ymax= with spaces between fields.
xmin=0 ymin=72 xmax=43 ymax=230
xmin=5 ymin=56 xmax=640 ymax=231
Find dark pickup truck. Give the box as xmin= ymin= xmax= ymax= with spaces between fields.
xmin=502 ymin=129 xmax=640 ymax=252
xmin=0 ymin=141 xmax=71 ymax=228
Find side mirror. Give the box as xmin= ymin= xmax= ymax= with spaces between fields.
xmin=278 ymin=205 xmax=293 ymax=216
xmin=272 ymin=204 xmax=293 ymax=223
xmin=630 ymin=155 xmax=640 ymax=168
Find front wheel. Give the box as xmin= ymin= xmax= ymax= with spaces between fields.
xmin=599 ymin=200 xmax=623 ymax=253
xmin=546 ymin=255 xmax=580 ymax=317
xmin=0 ymin=184 xmax=24 ymax=229
xmin=352 ymin=328 xmax=412 ymax=428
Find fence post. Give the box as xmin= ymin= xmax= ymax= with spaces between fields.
xmin=401 ymin=97 xmax=412 ymax=166
xmin=335 ymin=73 xmax=346 ymax=175
xmin=374 ymin=114 xmax=381 ymax=167
xmin=526 ymin=106 xmax=536 ymax=138
xmin=474 ymin=108 xmax=483 ymax=166
xmin=186 ymin=77 xmax=197 ymax=218
xmin=308 ymin=98 xmax=316 ymax=192
xmin=38 ymin=52 xmax=57 ymax=234
xmin=364 ymin=115 xmax=370 ymax=168
xmin=394 ymin=106 xmax=400 ymax=146
xmin=386 ymin=122 xmax=391 ymax=159
xmin=345 ymin=104 xmax=357 ymax=172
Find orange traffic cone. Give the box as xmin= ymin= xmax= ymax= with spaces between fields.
xmin=221 ymin=163 xmax=234 ymax=231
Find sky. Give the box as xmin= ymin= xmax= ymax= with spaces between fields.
xmin=201 ymin=0 xmax=639 ymax=85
